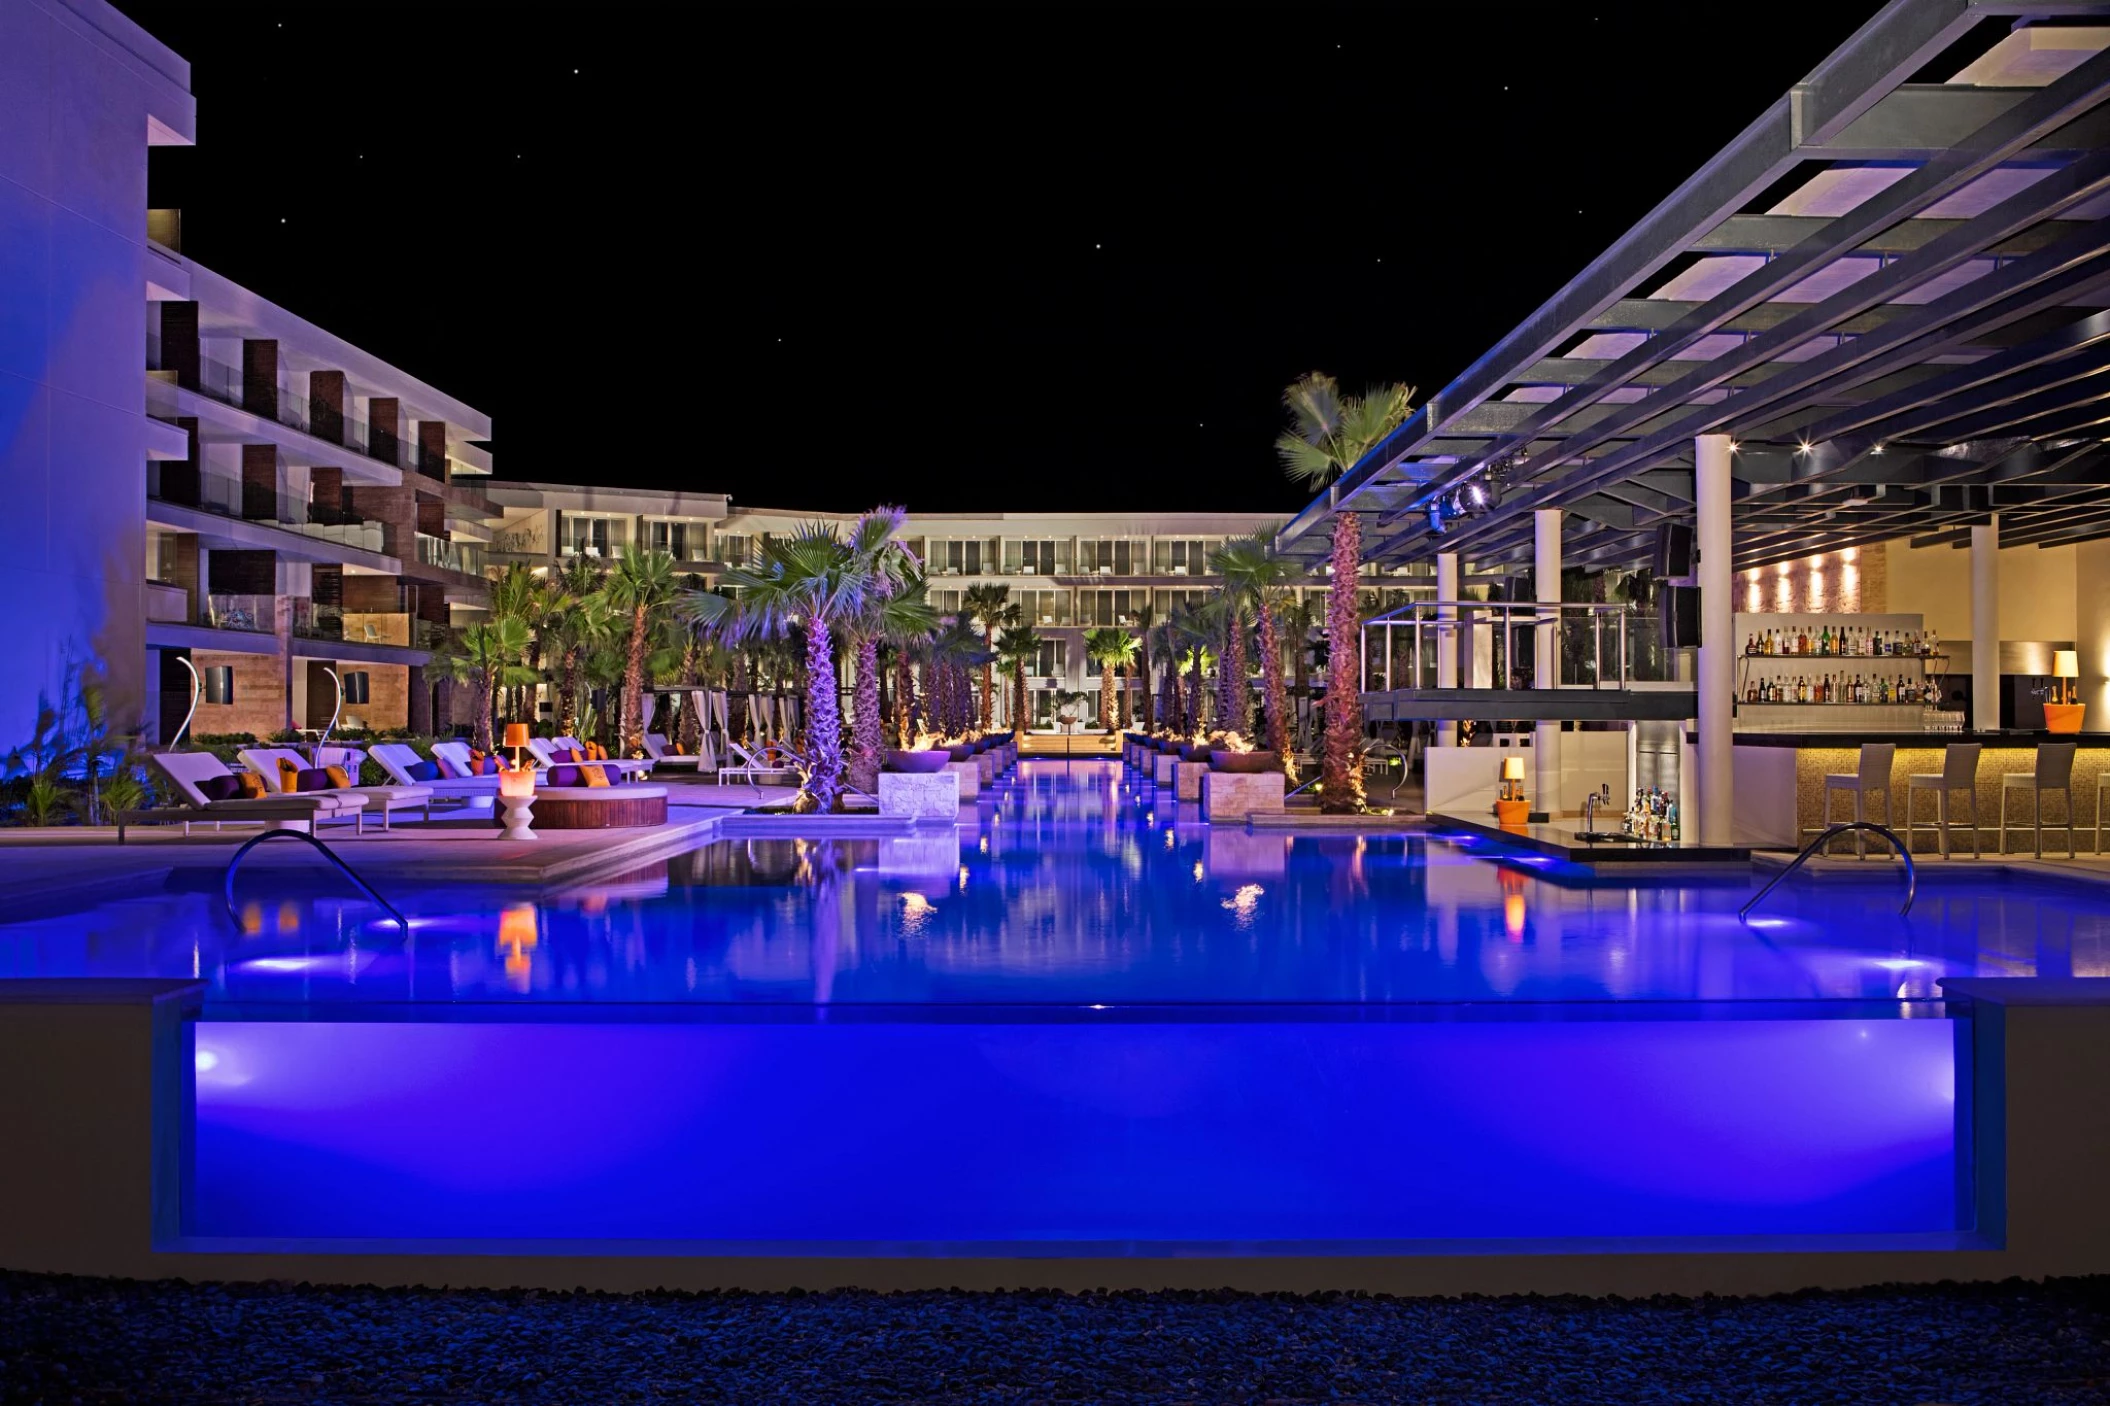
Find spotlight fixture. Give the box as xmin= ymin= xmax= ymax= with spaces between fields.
xmin=1426 ymin=501 xmax=1448 ymax=535
xmin=1467 ymin=481 xmax=1490 ymax=510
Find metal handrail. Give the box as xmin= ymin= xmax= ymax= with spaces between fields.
xmin=223 ymin=828 xmax=410 ymax=931
xmin=1360 ymin=599 xmax=1638 ymax=694
xmin=1739 ymin=822 xmax=1916 ymax=922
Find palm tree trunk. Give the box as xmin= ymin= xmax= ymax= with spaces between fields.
xmin=978 ymin=661 xmax=995 ymax=732
xmin=1257 ymin=600 xmax=1291 ymax=779
xmin=1185 ymin=648 xmax=1204 ymax=735
xmin=558 ymin=647 xmax=582 ymax=738
xmin=1321 ymin=513 xmax=1365 ymax=813
xmin=1140 ymin=639 xmax=1155 ymax=731
xmin=1218 ymin=612 xmax=1249 ymax=737
xmin=1012 ymin=659 xmax=1028 ymax=733
xmin=621 ymin=605 xmax=648 ymax=756
xmin=473 ymin=664 xmax=496 ymax=752
xmin=803 ymin=615 xmax=847 ymax=812
xmin=894 ymin=654 xmax=915 ymax=745
xmin=677 ymin=635 xmax=701 ymax=752
xmin=1098 ymin=661 xmax=1115 ymax=731
xmin=850 ymin=634 xmax=883 ymax=795
xmin=1157 ymin=656 xmax=1176 ymax=734
xmin=524 ymin=639 xmax=543 ymax=729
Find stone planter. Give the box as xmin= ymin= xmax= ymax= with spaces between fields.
xmin=1210 ymin=750 xmax=1279 ymax=774
xmin=1175 ymin=759 xmax=1210 ymax=801
xmin=975 ymin=751 xmax=997 ymax=784
xmin=878 ymin=770 xmax=960 ymax=819
xmin=884 ymin=750 xmax=951 ymax=774
xmin=945 ymin=759 xmax=981 ymax=799
xmin=1203 ymin=769 xmax=1287 ymax=823
xmin=1153 ymin=751 xmax=1178 ymax=787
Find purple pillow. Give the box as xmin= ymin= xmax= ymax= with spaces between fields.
xmin=547 ymin=764 xmax=580 ymax=787
xmin=197 ymin=774 xmax=240 ymax=802
xmin=550 ymin=748 xmax=577 ymax=764
xmin=406 ymin=760 xmax=441 ymax=782
xmin=294 ymin=767 xmax=335 ymax=793
xmin=479 ymin=756 xmax=500 ymax=776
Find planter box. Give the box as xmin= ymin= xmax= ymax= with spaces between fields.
xmin=1153 ymin=752 xmax=1178 ymax=787
xmin=1175 ymin=760 xmax=1211 ymax=802
xmin=1202 ymin=769 xmax=1288 ymax=823
xmin=976 ymin=752 xmax=997 ymax=784
xmin=945 ymin=759 xmax=981 ymax=799
xmin=878 ymin=771 xmax=960 ymax=820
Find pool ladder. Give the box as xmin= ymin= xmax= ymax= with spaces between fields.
xmin=223 ymin=828 xmax=409 ymax=931
xmin=1739 ymin=822 xmax=1916 ymax=923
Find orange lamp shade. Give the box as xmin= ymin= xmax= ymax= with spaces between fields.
xmin=498 ymin=764 xmax=536 ymax=798
xmin=504 ymin=723 xmax=531 ymax=749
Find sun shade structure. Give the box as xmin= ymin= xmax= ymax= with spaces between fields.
xmin=1279 ymin=6 xmax=2110 ymax=574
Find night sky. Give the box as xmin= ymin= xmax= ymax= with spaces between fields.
xmin=115 ymin=2 xmax=1872 ymax=516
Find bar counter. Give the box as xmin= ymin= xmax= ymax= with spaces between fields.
xmin=1730 ymin=730 xmax=2110 ymax=850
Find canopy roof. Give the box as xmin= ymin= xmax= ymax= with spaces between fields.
xmin=1278 ymin=3 xmax=2110 ymax=575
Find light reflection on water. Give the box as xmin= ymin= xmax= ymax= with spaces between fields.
xmin=0 ymin=759 xmax=2100 ymax=1007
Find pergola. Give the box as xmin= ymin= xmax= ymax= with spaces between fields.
xmin=1277 ymin=4 xmax=2110 ymax=578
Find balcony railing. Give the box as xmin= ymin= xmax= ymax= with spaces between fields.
xmin=148 ymin=464 xmax=389 ymax=555
xmin=201 ymin=593 xmax=274 ymax=634
xmin=1360 ymin=600 xmax=1675 ymax=692
xmin=293 ymin=602 xmax=445 ymax=650
xmin=147 ymin=334 xmax=454 ymax=480
xmin=416 ymin=533 xmax=484 ymax=575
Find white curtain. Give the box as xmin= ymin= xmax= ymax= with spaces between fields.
xmin=690 ymin=689 xmax=718 ymax=769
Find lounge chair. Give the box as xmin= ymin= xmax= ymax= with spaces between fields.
xmin=122 ymin=751 xmax=369 ymax=842
xmin=535 ymin=736 xmax=654 ymax=779
xmin=719 ymin=740 xmax=802 ymax=787
xmin=238 ymin=747 xmax=436 ymax=830
xmin=369 ymin=742 xmax=502 ymax=807
xmin=643 ymin=733 xmax=704 ymax=771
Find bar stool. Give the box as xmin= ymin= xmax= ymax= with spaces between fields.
xmin=2098 ymin=768 xmax=2110 ymax=855
xmin=1821 ymin=742 xmax=1895 ymax=859
xmin=1905 ymin=742 xmax=1980 ymax=858
xmin=2000 ymin=741 xmax=2077 ymax=858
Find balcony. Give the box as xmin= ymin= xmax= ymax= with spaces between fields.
xmin=147 ymin=334 xmax=455 ymax=480
xmin=146 ymin=580 xmax=190 ymax=624
xmin=200 ymin=593 xmax=274 ymax=634
xmin=148 ymin=464 xmax=389 ymax=556
xmin=293 ymin=602 xmax=445 ymax=650
xmin=416 ymin=533 xmax=485 ymax=576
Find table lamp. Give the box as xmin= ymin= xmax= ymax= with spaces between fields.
xmin=504 ymin=722 xmax=531 ymax=770
xmin=1495 ymin=754 xmax=1530 ymax=826
xmin=2047 ymin=650 xmax=2084 ymax=733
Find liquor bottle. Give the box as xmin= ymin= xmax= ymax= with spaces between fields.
xmin=1668 ymin=801 xmax=1681 ymax=844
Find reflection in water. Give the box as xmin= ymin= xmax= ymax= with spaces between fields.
xmin=1 ymin=760 xmax=2107 ymax=1006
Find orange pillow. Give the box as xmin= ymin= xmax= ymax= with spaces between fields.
xmin=469 ymin=748 xmax=487 ymax=773
xmin=672 ymin=742 xmax=687 ymax=755
xmin=235 ymin=772 xmax=268 ymax=799
xmin=276 ymin=758 xmax=301 ymax=793
xmin=581 ymin=764 xmax=611 ymax=788
xmin=589 ymin=741 xmax=606 ymax=761
xmin=323 ymin=764 xmax=353 ymax=789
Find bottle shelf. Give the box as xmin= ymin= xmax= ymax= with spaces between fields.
xmin=1741 ymin=652 xmax=1948 ymax=663
xmin=1736 ymin=701 xmax=1933 ymax=708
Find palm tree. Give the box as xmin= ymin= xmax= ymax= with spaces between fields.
xmin=602 ymin=546 xmax=680 ymax=756
xmin=994 ymin=622 xmax=1045 ymax=734
xmin=544 ymin=557 xmax=609 ymax=738
xmin=1168 ymin=603 xmax=1213 ymax=735
xmin=1084 ymin=627 xmax=1137 ymax=732
xmin=1130 ymin=601 xmax=1158 ymax=731
xmin=961 ymin=582 xmax=1013 ymax=733
xmin=1277 ymin=371 xmax=1415 ymax=812
xmin=1147 ymin=612 xmax=1182 ymax=732
xmin=839 ymin=515 xmax=935 ymax=793
xmin=437 ymin=617 xmax=535 ymax=752
xmin=1279 ymin=593 xmax=1321 ymax=749
xmin=694 ymin=516 xmax=898 ymax=812
xmin=1214 ymin=531 xmax=1302 ymax=769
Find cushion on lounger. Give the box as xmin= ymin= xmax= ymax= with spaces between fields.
xmin=295 ymin=768 xmax=335 ymax=792
xmin=197 ymin=774 xmax=241 ymax=802
xmin=551 ymin=748 xmax=577 ymax=764
xmin=407 ymin=760 xmax=441 ymax=781
xmin=673 ymin=742 xmax=687 ymax=755
xmin=435 ymin=756 xmax=463 ymax=779
xmin=235 ymin=772 xmax=268 ymax=799
xmin=548 ymin=765 xmax=581 ymax=787
xmin=277 ymin=758 xmax=302 ymax=793
xmin=323 ymin=764 xmax=353 ymax=789
xmin=582 ymin=764 xmax=611 ymax=788
xmin=469 ymin=748 xmax=488 ymax=774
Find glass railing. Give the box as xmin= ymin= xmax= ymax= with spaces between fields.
xmin=292 ymin=602 xmax=446 ymax=650
xmin=147 ymin=334 xmax=453 ymax=480
xmin=417 ymin=534 xmax=484 ymax=575
xmin=201 ymin=593 xmax=274 ymax=634
xmin=148 ymin=464 xmax=389 ymax=553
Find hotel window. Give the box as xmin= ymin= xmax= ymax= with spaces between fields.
xmin=715 ymin=533 xmax=753 ymax=565
xmin=931 ymin=589 xmax=965 ymax=617
xmin=1156 ymin=588 xmax=1211 ymax=615
xmin=1081 ymin=539 xmax=1138 ymax=575
xmin=1158 ymin=538 xmax=1211 ymax=575
xmin=934 ymin=539 xmax=984 ymax=576
xmin=340 ymin=671 xmax=371 ymax=705
xmin=1012 ymin=539 xmax=1060 ymax=575
xmin=1034 ymin=640 xmax=1068 ymax=677
xmin=645 ymin=521 xmax=694 ymax=560
xmin=562 ymin=515 xmax=621 ymax=558
xmin=203 ymin=666 xmax=234 ymax=705
xmin=1017 ymin=589 xmax=1066 ymax=625
xmin=1078 ymin=589 xmax=1145 ymax=626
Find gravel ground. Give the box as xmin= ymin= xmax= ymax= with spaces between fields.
xmin=2 ymin=1272 xmax=2107 ymax=1405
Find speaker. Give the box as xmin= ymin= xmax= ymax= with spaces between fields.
xmin=1654 ymin=523 xmax=1695 ymax=584
xmin=1659 ymin=583 xmax=1701 ymax=648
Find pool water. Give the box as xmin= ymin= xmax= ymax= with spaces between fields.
xmin=7 ymin=759 xmax=2090 ymax=1250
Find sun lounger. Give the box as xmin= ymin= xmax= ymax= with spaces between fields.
xmin=643 ymin=733 xmax=703 ymax=770
xmin=124 ymin=752 xmax=369 ymax=842
xmin=369 ymin=742 xmax=502 ymax=805
xmin=719 ymin=741 xmax=802 ymax=786
xmin=238 ymin=748 xmax=436 ymax=830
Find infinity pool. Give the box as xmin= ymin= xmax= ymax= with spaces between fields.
xmin=8 ymin=759 xmax=2091 ymax=1251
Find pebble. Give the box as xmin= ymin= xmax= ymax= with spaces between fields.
xmin=0 ymin=1271 xmax=2104 ymax=1404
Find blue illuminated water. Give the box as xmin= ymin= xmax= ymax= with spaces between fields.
xmin=10 ymin=760 xmax=2094 ymax=1248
